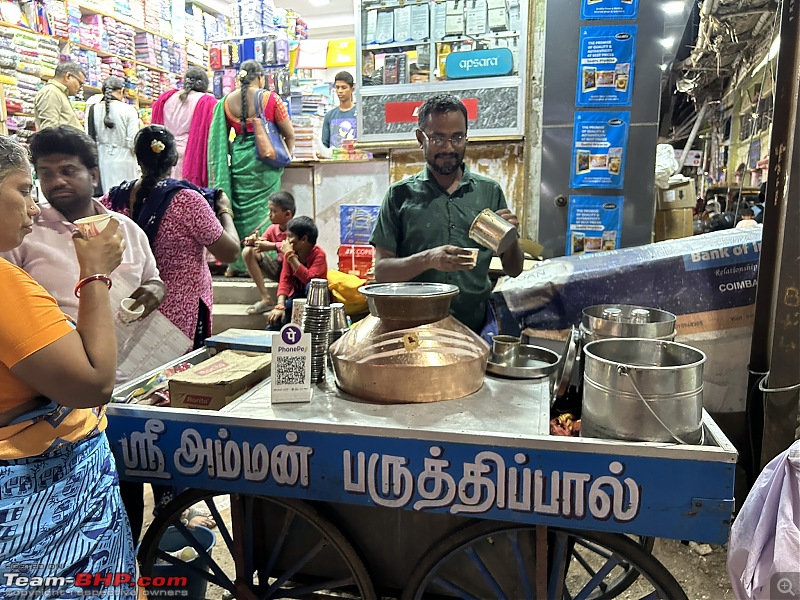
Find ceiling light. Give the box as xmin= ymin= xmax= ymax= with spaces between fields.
xmin=308 ymin=0 xmax=331 ymax=6
xmin=660 ymin=37 xmax=675 ymax=49
xmin=662 ymin=1 xmax=685 ymax=15
xmin=660 ymin=63 xmax=668 ymax=71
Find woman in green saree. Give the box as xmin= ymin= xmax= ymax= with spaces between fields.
xmin=208 ymin=60 xmax=295 ymax=275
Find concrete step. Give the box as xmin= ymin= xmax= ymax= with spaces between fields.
xmin=212 ymin=280 xmax=277 ymax=306
xmin=211 ymin=304 xmax=268 ymax=334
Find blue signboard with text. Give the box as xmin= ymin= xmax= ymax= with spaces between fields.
xmin=445 ymin=48 xmax=514 ymax=79
xmin=576 ymin=26 xmax=637 ymax=107
xmin=570 ymin=111 xmax=630 ymax=189
xmin=581 ymin=0 xmax=640 ymax=20
xmin=566 ymin=196 xmax=624 ymax=256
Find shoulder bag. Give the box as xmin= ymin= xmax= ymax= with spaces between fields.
xmin=253 ymin=89 xmax=291 ymax=168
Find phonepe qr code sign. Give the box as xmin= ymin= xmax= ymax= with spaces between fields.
xmin=772 ymin=573 xmax=800 ymax=599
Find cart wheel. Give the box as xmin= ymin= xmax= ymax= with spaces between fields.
xmin=402 ymin=523 xmax=684 ymax=600
xmin=138 ymin=489 xmax=376 ymax=599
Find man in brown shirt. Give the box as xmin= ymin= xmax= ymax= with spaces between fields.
xmin=34 ymin=61 xmax=85 ymax=131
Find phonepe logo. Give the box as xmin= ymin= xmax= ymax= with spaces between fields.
xmin=772 ymin=572 xmax=800 ymax=598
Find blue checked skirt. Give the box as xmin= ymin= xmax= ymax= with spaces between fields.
xmin=0 ymin=433 xmax=136 ymax=598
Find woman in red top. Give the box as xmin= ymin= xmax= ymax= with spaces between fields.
xmin=208 ymin=59 xmax=295 ymax=276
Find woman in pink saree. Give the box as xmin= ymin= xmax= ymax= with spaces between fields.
xmin=151 ymin=67 xmax=217 ymax=187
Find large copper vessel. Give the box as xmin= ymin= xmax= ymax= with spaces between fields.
xmin=330 ymin=283 xmax=490 ymax=403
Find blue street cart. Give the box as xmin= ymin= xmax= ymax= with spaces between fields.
xmin=107 ymin=344 xmax=736 ymax=600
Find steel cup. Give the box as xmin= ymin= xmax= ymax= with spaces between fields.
xmin=469 ymin=209 xmax=519 ymax=255
xmin=491 ymin=335 xmax=521 ymax=364
xmin=307 ymin=278 xmax=330 ymax=307
xmin=330 ymin=302 xmax=349 ymax=330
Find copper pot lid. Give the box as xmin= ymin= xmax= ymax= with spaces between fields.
xmin=552 ymin=326 xmax=579 ymax=402
xmin=359 ymin=282 xmax=459 ymax=298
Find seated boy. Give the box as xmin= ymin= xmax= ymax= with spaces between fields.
xmin=267 ymin=216 xmax=328 ymax=329
xmin=243 ymin=191 xmax=295 ymax=314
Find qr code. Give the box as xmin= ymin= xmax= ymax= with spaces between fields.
xmin=276 ymin=355 xmax=306 ymax=385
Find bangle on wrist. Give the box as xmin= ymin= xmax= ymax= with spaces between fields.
xmin=274 ymin=304 xmax=286 ymax=310
xmin=217 ymin=207 xmax=234 ymax=219
xmin=284 ymin=251 xmax=298 ymax=260
xmin=74 ymin=274 xmax=112 ymax=297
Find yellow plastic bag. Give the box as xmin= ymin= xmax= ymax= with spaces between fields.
xmin=327 ymin=269 xmax=368 ymax=315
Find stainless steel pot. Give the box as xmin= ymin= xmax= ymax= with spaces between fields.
xmin=580 ymin=304 xmax=677 ymax=343
xmin=582 ymin=338 xmax=706 ymax=444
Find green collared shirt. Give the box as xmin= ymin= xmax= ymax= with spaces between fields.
xmin=370 ymin=164 xmax=508 ymax=332
xmin=34 ymin=80 xmax=82 ymax=132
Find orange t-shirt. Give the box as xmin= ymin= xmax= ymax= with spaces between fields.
xmin=0 ymin=259 xmax=107 ymax=459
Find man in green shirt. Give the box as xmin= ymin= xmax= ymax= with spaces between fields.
xmin=369 ymin=93 xmax=523 ymax=332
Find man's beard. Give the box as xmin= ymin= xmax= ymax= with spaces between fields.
xmin=428 ymin=152 xmax=461 ymax=175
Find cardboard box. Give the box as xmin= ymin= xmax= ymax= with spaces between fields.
xmin=338 ymin=244 xmax=375 ymax=279
xmin=656 ymin=179 xmax=696 ymax=210
xmin=339 ymin=205 xmax=380 ymax=245
xmin=654 ymin=207 xmax=694 ymax=242
xmin=168 ymin=350 xmax=271 ymax=410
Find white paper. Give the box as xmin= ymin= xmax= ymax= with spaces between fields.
xmin=375 ymin=10 xmax=394 ymax=44
xmin=410 ymin=4 xmax=429 ymax=42
xmin=488 ymin=7 xmax=508 ymax=31
xmin=111 ymin=275 xmax=193 ymax=383
xmin=445 ymin=13 xmax=464 ymax=36
xmin=466 ymin=0 xmax=487 ymax=36
xmin=365 ymin=9 xmax=377 ymax=44
xmin=487 ymin=0 xmax=506 ymax=9
xmin=432 ymin=2 xmax=447 ymax=40
xmin=394 ymin=5 xmax=412 ymax=42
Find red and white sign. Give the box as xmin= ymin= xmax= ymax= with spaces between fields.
xmin=384 ymin=98 xmax=479 ymax=124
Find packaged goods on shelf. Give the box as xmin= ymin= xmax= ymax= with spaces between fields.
xmin=291 ymin=115 xmax=322 ymax=161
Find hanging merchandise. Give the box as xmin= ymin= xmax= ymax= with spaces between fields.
xmin=565 ymin=196 xmax=624 ymax=256
xmin=570 ymin=111 xmax=630 ymax=189
xmin=580 ymin=0 xmax=640 ymax=20
xmin=576 ymin=25 xmax=636 ymax=107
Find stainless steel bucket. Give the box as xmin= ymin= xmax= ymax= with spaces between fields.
xmin=582 ymin=338 xmax=706 ymax=444
xmin=580 ymin=304 xmax=676 ymax=343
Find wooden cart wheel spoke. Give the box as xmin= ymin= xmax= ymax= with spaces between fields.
xmin=168 ymin=519 xmax=235 ymax=589
xmin=263 ymin=538 xmax=327 ymax=596
xmin=139 ymin=490 xmax=376 ymax=600
xmin=508 ymin=530 xmax=536 ymax=599
xmin=402 ymin=524 xmax=687 ymax=600
xmin=464 ymin=547 xmax=509 ymax=600
xmin=548 ymin=530 xmax=571 ymax=599
xmin=259 ymin=504 xmax=297 ymax=581
xmin=276 ymin=576 xmax=360 ymax=598
xmin=430 ymin=576 xmax=481 ymax=600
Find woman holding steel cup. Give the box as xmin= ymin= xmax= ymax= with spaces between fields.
xmin=0 ymin=136 xmax=135 ymax=597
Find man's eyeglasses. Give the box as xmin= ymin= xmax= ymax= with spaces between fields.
xmin=69 ymin=73 xmax=85 ymax=86
xmin=420 ymin=131 xmax=468 ymax=147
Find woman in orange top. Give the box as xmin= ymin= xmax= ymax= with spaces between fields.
xmin=0 ymin=136 xmax=134 ymax=597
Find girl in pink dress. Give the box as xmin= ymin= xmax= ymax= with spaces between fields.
xmin=103 ymin=125 xmax=240 ymax=348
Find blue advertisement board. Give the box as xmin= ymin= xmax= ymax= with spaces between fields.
xmin=581 ymin=0 xmax=640 ymax=20
xmin=570 ymin=111 xmax=630 ymax=189
xmin=566 ymin=196 xmax=624 ymax=256
xmin=576 ymin=25 xmax=637 ymax=107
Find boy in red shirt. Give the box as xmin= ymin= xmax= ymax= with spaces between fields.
xmin=267 ymin=216 xmax=328 ymax=329
xmin=243 ymin=191 xmax=295 ymax=314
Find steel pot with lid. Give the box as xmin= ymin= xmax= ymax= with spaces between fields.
xmin=332 ymin=282 xmax=489 ymax=403
xmin=580 ymin=304 xmax=676 ymax=343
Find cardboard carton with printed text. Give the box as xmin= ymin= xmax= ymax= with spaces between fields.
xmin=168 ymin=350 xmax=272 ymax=410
